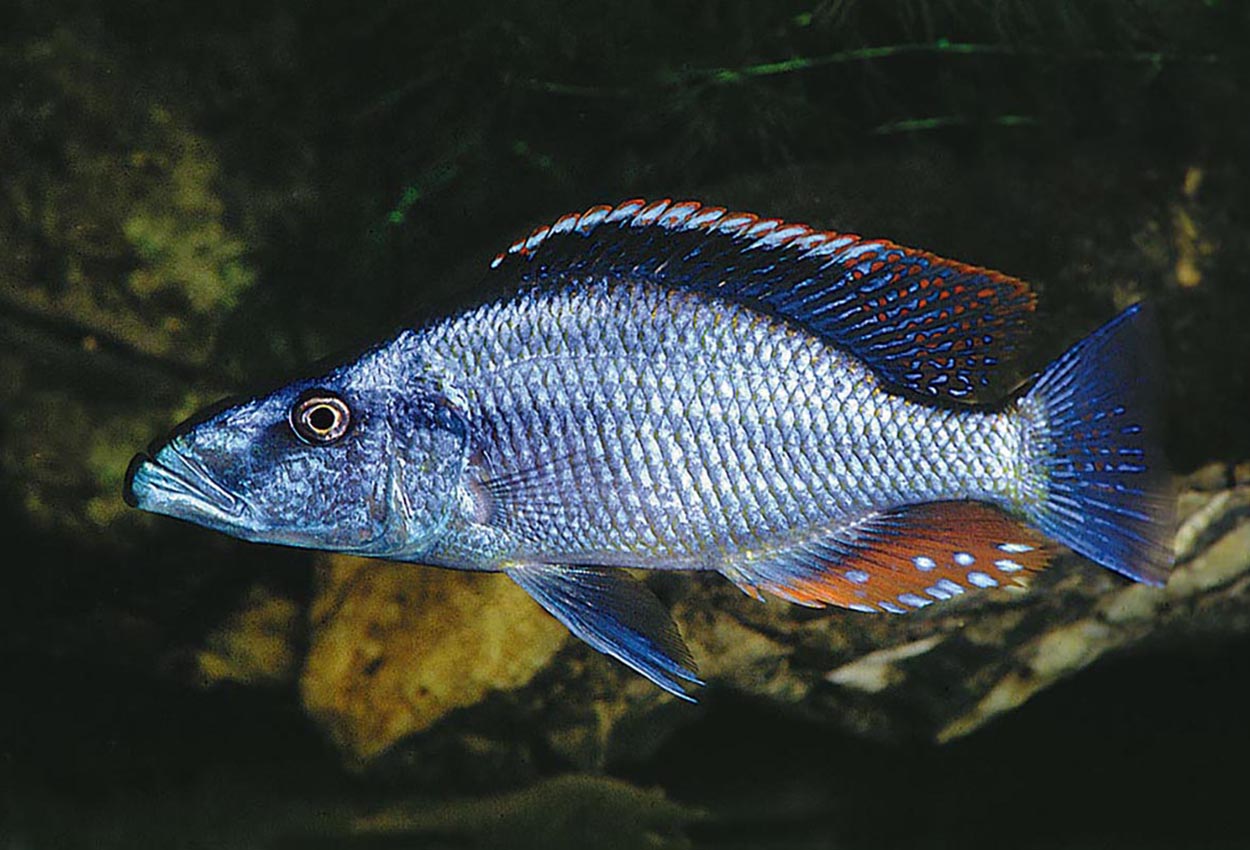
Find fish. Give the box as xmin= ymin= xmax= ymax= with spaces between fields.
xmin=125 ymin=198 xmax=1174 ymax=700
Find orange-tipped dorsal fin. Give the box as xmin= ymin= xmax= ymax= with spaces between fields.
xmin=489 ymin=199 xmax=1036 ymax=401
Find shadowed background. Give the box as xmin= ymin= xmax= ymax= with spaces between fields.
xmin=2 ymin=1 xmax=1249 ymax=847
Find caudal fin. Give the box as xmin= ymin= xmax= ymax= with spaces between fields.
xmin=1020 ymin=303 xmax=1173 ymax=585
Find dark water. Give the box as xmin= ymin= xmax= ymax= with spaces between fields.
xmin=5 ymin=637 xmax=1250 ymax=848
xmin=3 ymin=1 xmax=1249 ymax=847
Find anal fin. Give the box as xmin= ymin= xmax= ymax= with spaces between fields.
xmin=506 ymin=564 xmax=703 ymax=700
xmin=725 ymin=501 xmax=1052 ymax=614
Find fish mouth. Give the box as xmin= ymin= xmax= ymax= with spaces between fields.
xmin=124 ymin=438 xmax=247 ymax=528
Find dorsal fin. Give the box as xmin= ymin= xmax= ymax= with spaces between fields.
xmin=489 ymin=199 xmax=1036 ymax=401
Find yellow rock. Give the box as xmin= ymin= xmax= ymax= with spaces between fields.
xmin=196 ymin=585 xmax=303 ymax=687
xmin=301 ymin=556 xmax=568 ymax=764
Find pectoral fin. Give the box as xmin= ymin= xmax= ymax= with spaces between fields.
xmin=505 ymin=564 xmax=703 ymax=701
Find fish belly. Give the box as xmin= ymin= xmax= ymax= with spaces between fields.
xmin=424 ymin=280 xmax=1022 ymax=570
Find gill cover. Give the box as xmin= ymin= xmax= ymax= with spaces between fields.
xmin=364 ymin=384 xmax=473 ymax=560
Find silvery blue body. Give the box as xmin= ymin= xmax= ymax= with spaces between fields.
xmin=135 ymin=280 xmax=1020 ymax=571
xmin=418 ymin=281 xmax=1021 ymax=572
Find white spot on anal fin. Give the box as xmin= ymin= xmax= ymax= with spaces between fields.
xmin=845 ymin=570 xmax=870 ymax=585
xmin=998 ymin=542 xmax=1035 ymax=554
xmin=936 ymin=579 xmax=964 ymax=596
xmin=995 ymin=558 xmax=1025 ymax=573
xmin=879 ymin=601 xmax=907 ymax=614
xmin=953 ymin=552 xmax=975 ymax=567
xmin=913 ymin=555 xmax=937 ymax=572
xmin=967 ymin=571 xmax=998 ymax=588
xmin=898 ymin=592 xmax=931 ymax=608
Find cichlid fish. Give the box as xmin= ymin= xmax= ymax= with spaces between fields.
xmin=125 ymin=199 xmax=1173 ymax=699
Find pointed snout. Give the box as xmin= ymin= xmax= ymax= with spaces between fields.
xmin=123 ymin=438 xmax=246 ymax=528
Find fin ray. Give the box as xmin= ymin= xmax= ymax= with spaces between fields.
xmin=1020 ymin=303 xmax=1173 ymax=584
xmin=506 ymin=564 xmax=702 ymax=700
xmin=723 ymin=501 xmax=1052 ymax=613
xmin=473 ymin=440 xmax=600 ymax=535
xmin=490 ymin=199 xmax=1036 ymax=401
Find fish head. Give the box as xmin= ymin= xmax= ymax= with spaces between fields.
xmin=125 ymin=361 xmax=470 ymax=558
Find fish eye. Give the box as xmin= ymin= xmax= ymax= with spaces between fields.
xmin=290 ymin=391 xmax=351 ymax=445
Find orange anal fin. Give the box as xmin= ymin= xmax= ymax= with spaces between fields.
xmin=724 ymin=501 xmax=1052 ymax=614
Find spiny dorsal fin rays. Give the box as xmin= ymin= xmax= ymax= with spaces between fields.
xmin=489 ymin=199 xmax=1037 ymax=402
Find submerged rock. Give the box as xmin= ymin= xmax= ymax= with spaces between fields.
xmin=299 ymin=556 xmax=568 ymax=766
xmin=195 ymin=585 xmax=304 ymax=688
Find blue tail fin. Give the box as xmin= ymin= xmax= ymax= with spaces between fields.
xmin=1020 ymin=303 xmax=1173 ymax=585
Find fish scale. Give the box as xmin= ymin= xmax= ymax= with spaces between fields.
xmin=126 ymin=197 xmax=1172 ymax=700
xmin=416 ymin=280 xmax=1018 ymax=570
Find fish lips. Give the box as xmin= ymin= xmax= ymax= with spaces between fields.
xmin=124 ymin=439 xmax=248 ymax=530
